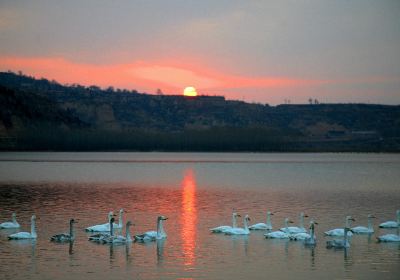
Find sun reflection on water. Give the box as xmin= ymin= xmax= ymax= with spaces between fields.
xmin=181 ymin=168 xmax=197 ymax=267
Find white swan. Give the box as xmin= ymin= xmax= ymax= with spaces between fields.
xmin=280 ymin=212 xmax=308 ymax=234
xmin=325 ymin=216 xmax=354 ymax=236
xmin=8 ymin=215 xmax=37 ymax=239
xmin=101 ymin=221 xmax=133 ymax=244
xmin=50 ymin=219 xmax=77 ymax=242
xmin=249 ymin=211 xmax=273 ymax=230
xmin=89 ymin=217 xmax=115 ymax=242
xmin=134 ymin=216 xmax=168 ymax=242
xmin=0 ymin=213 xmax=20 ymax=229
xmin=304 ymin=221 xmax=317 ymax=246
xmin=377 ymin=232 xmax=400 ymax=242
xmin=265 ymin=218 xmax=293 ymax=239
xmin=210 ymin=212 xmax=240 ymax=233
xmin=326 ymin=227 xmax=353 ymax=249
xmin=290 ymin=221 xmax=318 ymax=242
xmin=224 ymin=215 xmax=251 ymax=235
xmin=113 ymin=209 xmax=125 ymax=230
xmin=85 ymin=211 xmax=117 ymax=232
xmin=379 ymin=210 xmax=400 ymax=228
xmin=352 ymin=214 xmax=376 ymax=234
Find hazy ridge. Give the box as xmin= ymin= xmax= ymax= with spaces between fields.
xmin=1 ymin=72 xmax=399 ymax=152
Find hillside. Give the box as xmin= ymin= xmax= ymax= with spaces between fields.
xmin=1 ymin=71 xmax=399 ymax=151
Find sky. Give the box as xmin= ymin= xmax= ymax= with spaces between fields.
xmin=0 ymin=0 xmax=399 ymax=104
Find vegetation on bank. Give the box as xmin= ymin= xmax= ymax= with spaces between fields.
xmin=1 ymin=71 xmax=399 ymax=152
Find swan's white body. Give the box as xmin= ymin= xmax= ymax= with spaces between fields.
xmin=134 ymin=216 xmax=168 ymax=242
xmin=265 ymin=218 xmax=292 ymax=239
xmin=280 ymin=212 xmax=307 ymax=234
xmin=379 ymin=210 xmax=400 ymax=228
xmin=325 ymin=216 xmax=354 ymax=237
xmin=224 ymin=215 xmax=250 ymax=235
xmin=8 ymin=215 xmax=37 ymax=239
xmin=210 ymin=213 xmax=240 ymax=233
xmin=86 ymin=211 xmax=114 ymax=232
xmin=326 ymin=228 xmax=352 ymax=249
xmin=51 ymin=219 xmax=76 ymax=242
xmin=352 ymin=214 xmax=375 ymax=234
xmin=0 ymin=213 xmax=20 ymax=229
xmin=304 ymin=222 xmax=317 ymax=246
xmin=249 ymin=211 xmax=273 ymax=230
xmin=377 ymin=233 xmax=400 ymax=242
xmin=86 ymin=210 xmax=123 ymax=232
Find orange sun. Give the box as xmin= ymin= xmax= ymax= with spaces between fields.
xmin=183 ymin=86 xmax=198 ymax=97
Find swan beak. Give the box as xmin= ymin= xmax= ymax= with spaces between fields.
xmin=289 ymin=220 xmax=294 ymax=223
xmin=350 ymin=218 xmax=356 ymax=221
xmin=163 ymin=217 xmax=168 ymax=220
xmin=270 ymin=213 xmax=274 ymax=215
xmin=314 ymin=222 xmax=319 ymax=225
xmin=304 ymin=215 xmax=309 ymax=218
xmin=371 ymin=215 xmax=376 ymax=219
xmin=237 ymin=214 xmax=241 ymax=217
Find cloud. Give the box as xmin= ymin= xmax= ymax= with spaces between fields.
xmin=0 ymin=56 xmax=326 ymax=95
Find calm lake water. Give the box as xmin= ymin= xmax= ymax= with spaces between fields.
xmin=0 ymin=152 xmax=399 ymax=280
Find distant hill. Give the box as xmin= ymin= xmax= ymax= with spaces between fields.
xmin=1 ymin=71 xmax=399 ymax=152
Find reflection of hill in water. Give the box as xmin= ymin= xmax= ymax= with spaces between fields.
xmin=1 ymin=71 xmax=399 ymax=152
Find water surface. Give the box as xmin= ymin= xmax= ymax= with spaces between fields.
xmin=0 ymin=152 xmax=399 ymax=279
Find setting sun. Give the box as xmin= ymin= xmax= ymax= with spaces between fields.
xmin=183 ymin=86 xmax=198 ymax=97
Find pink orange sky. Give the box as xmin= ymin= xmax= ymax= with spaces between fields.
xmin=0 ymin=1 xmax=399 ymax=104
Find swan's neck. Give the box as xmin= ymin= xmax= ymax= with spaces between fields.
xmin=397 ymin=211 xmax=400 ymax=225
xmin=69 ymin=222 xmax=74 ymax=239
xmin=126 ymin=225 xmax=132 ymax=242
xmin=12 ymin=214 xmax=17 ymax=223
xmin=31 ymin=219 xmax=37 ymax=238
xmin=110 ymin=221 xmax=114 ymax=236
xmin=299 ymin=214 xmax=304 ymax=228
xmin=232 ymin=214 xmax=237 ymax=228
xmin=243 ymin=218 xmax=249 ymax=231
xmin=345 ymin=218 xmax=351 ymax=228
xmin=343 ymin=228 xmax=349 ymax=244
xmin=310 ymin=225 xmax=315 ymax=242
xmin=266 ymin=213 xmax=271 ymax=226
xmin=367 ymin=217 xmax=373 ymax=230
xmin=157 ymin=219 xmax=165 ymax=237
xmin=119 ymin=211 xmax=123 ymax=228
xmin=284 ymin=219 xmax=289 ymax=230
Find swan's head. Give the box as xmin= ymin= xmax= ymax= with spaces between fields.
xmin=245 ymin=215 xmax=250 ymax=221
xmin=233 ymin=213 xmax=241 ymax=218
xmin=158 ymin=216 xmax=168 ymax=221
xmin=267 ymin=211 xmax=273 ymax=216
xmin=367 ymin=214 xmax=376 ymax=219
xmin=285 ymin=218 xmax=294 ymax=224
xmin=126 ymin=221 xmax=133 ymax=227
xmin=110 ymin=217 xmax=115 ymax=224
xmin=119 ymin=209 xmax=125 ymax=214
xmin=31 ymin=215 xmax=36 ymax=221
xmin=12 ymin=213 xmax=16 ymax=219
xmin=300 ymin=212 xmax=309 ymax=218
xmin=346 ymin=216 xmax=355 ymax=222
xmin=108 ymin=211 xmax=115 ymax=218
xmin=69 ymin=218 xmax=77 ymax=224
